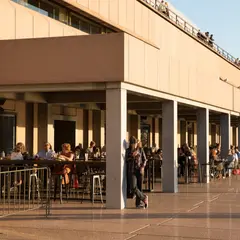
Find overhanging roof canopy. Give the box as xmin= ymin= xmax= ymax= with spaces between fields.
xmin=0 ymin=33 xmax=124 ymax=85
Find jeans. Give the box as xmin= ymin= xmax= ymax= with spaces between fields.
xmin=131 ymin=170 xmax=145 ymax=206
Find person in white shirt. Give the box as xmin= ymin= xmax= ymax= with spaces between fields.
xmin=232 ymin=149 xmax=239 ymax=168
xmin=11 ymin=142 xmax=28 ymax=160
xmin=36 ymin=142 xmax=55 ymax=160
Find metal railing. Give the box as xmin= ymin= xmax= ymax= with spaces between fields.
xmin=0 ymin=167 xmax=51 ymax=218
xmin=143 ymin=0 xmax=239 ymax=68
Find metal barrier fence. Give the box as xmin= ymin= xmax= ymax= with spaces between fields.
xmin=0 ymin=167 xmax=51 ymax=218
xmin=142 ymin=0 xmax=239 ymax=67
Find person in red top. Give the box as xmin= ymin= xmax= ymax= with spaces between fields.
xmin=58 ymin=143 xmax=74 ymax=184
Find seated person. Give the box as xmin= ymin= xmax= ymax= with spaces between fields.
xmin=224 ymin=149 xmax=234 ymax=176
xmin=11 ymin=142 xmax=29 ymax=160
xmin=94 ymin=147 xmax=101 ymax=158
xmin=86 ymin=141 xmax=96 ymax=157
xmin=36 ymin=142 xmax=55 ymax=160
xmin=74 ymin=143 xmax=84 ymax=158
xmin=155 ymin=149 xmax=163 ymax=167
xmin=10 ymin=142 xmax=29 ymax=185
xmin=54 ymin=143 xmax=74 ymax=184
xmin=101 ymin=145 xmax=106 ymax=158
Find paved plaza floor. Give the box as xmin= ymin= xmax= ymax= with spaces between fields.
xmin=1 ymin=177 xmax=240 ymax=240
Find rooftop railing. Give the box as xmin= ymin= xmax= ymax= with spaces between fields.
xmin=143 ymin=0 xmax=240 ymax=69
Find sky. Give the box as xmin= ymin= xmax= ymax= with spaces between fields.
xmin=167 ymin=0 xmax=240 ymax=58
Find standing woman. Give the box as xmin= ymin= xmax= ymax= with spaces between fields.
xmin=126 ymin=136 xmax=148 ymax=209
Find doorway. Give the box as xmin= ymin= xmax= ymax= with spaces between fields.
xmin=0 ymin=114 xmax=16 ymax=154
xmin=54 ymin=120 xmax=76 ymax=152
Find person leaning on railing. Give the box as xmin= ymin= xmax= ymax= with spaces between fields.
xmin=158 ymin=0 xmax=169 ymax=17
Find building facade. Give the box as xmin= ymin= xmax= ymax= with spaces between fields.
xmin=0 ymin=0 xmax=240 ymax=208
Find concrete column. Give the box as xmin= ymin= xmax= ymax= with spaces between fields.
xmin=211 ymin=124 xmax=217 ymax=145
xmin=220 ymin=114 xmax=230 ymax=158
xmin=47 ymin=105 xmax=54 ymax=150
xmin=180 ymin=120 xmax=187 ymax=146
xmin=232 ymin=127 xmax=236 ymax=146
xmin=216 ymin=125 xmax=220 ymax=144
xmin=193 ymin=122 xmax=197 ymax=149
xmin=148 ymin=117 xmax=153 ymax=147
xmin=154 ymin=118 xmax=159 ymax=148
xmin=33 ymin=103 xmax=38 ymax=154
xmin=162 ymin=100 xmax=178 ymax=193
xmin=100 ymin=111 xmax=105 ymax=147
xmin=93 ymin=110 xmax=101 ymax=147
xmin=177 ymin=120 xmax=181 ymax=148
xmin=92 ymin=110 xmax=105 ymax=148
xmin=127 ymin=114 xmax=130 ymax=141
xmin=76 ymin=108 xmax=83 ymax=147
xmin=83 ymin=110 xmax=88 ymax=149
xmin=25 ymin=103 xmax=34 ymax=155
xmin=88 ymin=110 xmax=93 ymax=143
xmin=159 ymin=118 xmax=162 ymax=148
xmin=238 ymin=125 xmax=240 ymax=147
xmin=197 ymin=108 xmax=209 ymax=183
xmin=230 ymin=127 xmax=233 ymax=146
xmin=37 ymin=104 xmax=54 ymax=151
xmin=236 ymin=127 xmax=239 ymax=147
xmin=16 ymin=101 xmax=26 ymax=144
xmin=106 ymin=88 xmax=127 ymax=209
xmin=130 ymin=115 xmax=140 ymax=140
xmin=209 ymin=123 xmax=212 ymax=145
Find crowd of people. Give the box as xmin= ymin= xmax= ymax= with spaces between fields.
xmin=158 ymin=0 xmax=169 ymax=17
xmin=149 ymin=0 xmax=240 ymax=68
xmin=209 ymin=144 xmax=240 ymax=178
xmin=3 ymin=138 xmax=240 ymax=208
xmin=234 ymin=58 xmax=240 ymax=66
xmin=197 ymin=31 xmax=215 ymax=47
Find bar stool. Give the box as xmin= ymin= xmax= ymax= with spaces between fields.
xmin=51 ymin=173 xmax=69 ymax=204
xmin=81 ymin=173 xmax=103 ymax=204
xmin=92 ymin=174 xmax=103 ymax=204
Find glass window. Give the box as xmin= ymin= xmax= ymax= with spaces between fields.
xmin=70 ymin=14 xmax=80 ymax=29
xmin=80 ymin=20 xmax=90 ymax=33
xmin=90 ymin=25 xmax=101 ymax=34
xmin=40 ymin=0 xmax=54 ymax=18
xmin=28 ymin=0 xmax=38 ymax=8
xmin=58 ymin=7 xmax=68 ymax=23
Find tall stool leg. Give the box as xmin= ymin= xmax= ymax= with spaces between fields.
xmin=98 ymin=176 xmax=103 ymax=204
xmin=92 ymin=176 xmax=94 ymax=204
xmin=63 ymin=175 xmax=68 ymax=202
xmin=59 ymin=176 xmax=63 ymax=204
xmin=28 ymin=175 xmax=32 ymax=201
xmin=35 ymin=175 xmax=41 ymax=201
xmin=54 ymin=176 xmax=57 ymax=202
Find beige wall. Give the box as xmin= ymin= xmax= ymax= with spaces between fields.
xmin=61 ymin=0 xmax=240 ymax=112
xmin=1 ymin=0 xmax=240 ymax=113
xmin=16 ymin=101 xmax=26 ymax=144
xmin=124 ymin=33 xmax=239 ymax=111
xmin=0 ymin=0 xmax=86 ymax=40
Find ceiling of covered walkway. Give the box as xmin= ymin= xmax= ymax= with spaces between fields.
xmin=5 ymin=90 xmax=238 ymax=126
